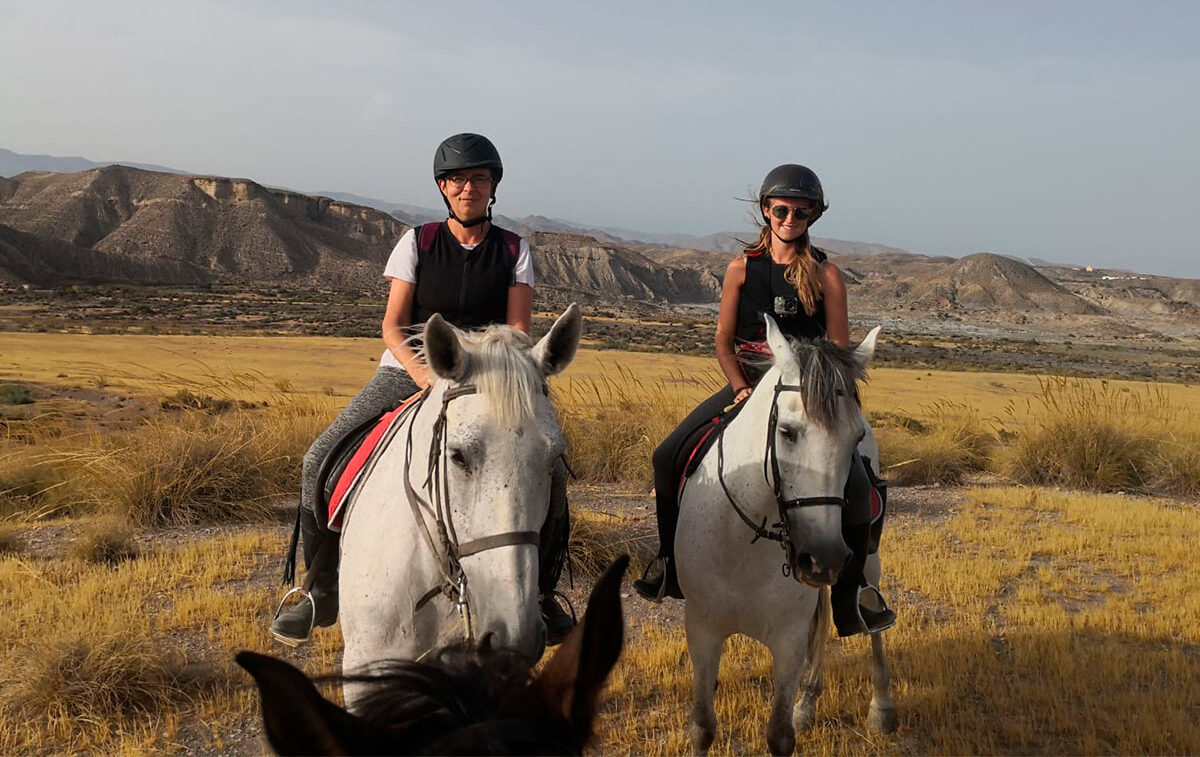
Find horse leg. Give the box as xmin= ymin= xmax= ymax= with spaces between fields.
xmin=684 ymin=609 xmax=723 ymax=755
xmin=867 ymin=631 xmax=898 ymax=733
xmin=765 ymin=639 xmax=806 ymax=757
xmin=861 ymin=552 xmax=897 ymax=732
xmin=794 ymin=589 xmax=828 ymax=733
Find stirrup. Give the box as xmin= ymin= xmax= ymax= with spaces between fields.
xmin=855 ymin=583 xmax=896 ymax=635
xmin=271 ymin=586 xmax=316 ymax=647
xmin=633 ymin=557 xmax=668 ymax=603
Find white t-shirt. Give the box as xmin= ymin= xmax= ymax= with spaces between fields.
xmin=379 ymin=227 xmax=535 ymax=369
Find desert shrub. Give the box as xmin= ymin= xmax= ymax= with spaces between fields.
xmin=555 ymin=368 xmax=717 ymax=483
xmin=0 ymin=385 xmax=33 ymax=405
xmin=569 ymin=508 xmax=655 ymax=578
xmin=0 ymin=451 xmax=75 ymax=520
xmin=1145 ymin=428 xmax=1200 ymax=497
xmin=0 ymin=525 xmax=21 ymax=555
xmin=874 ymin=401 xmax=994 ymax=485
xmin=159 ymin=389 xmax=238 ymax=413
xmin=2 ymin=630 xmax=185 ymax=725
xmin=77 ymin=394 xmax=334 ymax=526
xmin=996 ymin=378 xmax=1182 ymax=493
xmin=70 ymin=519 xmax=139 ymax=565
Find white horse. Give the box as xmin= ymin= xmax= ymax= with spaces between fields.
xmin=676 ymin=318 xmax=896 ymax=755
xmin=338 ymin=305 xmax=582 ymax=708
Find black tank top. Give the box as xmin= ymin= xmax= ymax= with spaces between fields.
xmin=412 ymin=223 xmax=519 ymax=330
xmin=734 ymin=248 xmax=828 ymax=343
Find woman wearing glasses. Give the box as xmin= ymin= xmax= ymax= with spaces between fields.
xmin=634 ymin=164 xmax=895 ymax=637
xmin=271 ymin=133 xmax=575 ymax=647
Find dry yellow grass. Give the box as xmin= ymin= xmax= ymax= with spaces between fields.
xmin=595 ymin=487 xmax=1200 ymax=755
xmin=0 ymin=526 xmax=341 ymax=754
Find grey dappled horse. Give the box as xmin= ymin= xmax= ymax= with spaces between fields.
xmin=676 ymin=318 xmax=896 ymax=755
xmin=338 ymin=305 xmax=581 ymax=710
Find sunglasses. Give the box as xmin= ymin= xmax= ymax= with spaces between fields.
xmin=769 ymin=205 xmax=814 ymax=222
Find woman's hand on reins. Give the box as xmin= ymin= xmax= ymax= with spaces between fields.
xmin=733 ymin=386 xmax=752 ymax=404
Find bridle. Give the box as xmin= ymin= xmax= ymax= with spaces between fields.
xmin=398 ymin=384 xmax=541 ymax=645
xmin=714 ymin=377 xmax=847 ymax=560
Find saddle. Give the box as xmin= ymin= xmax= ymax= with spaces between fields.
xmin=673 ymin=400 xmax=747 ymax=500
xmin=316 ymin=392 xmax=423 ymax=532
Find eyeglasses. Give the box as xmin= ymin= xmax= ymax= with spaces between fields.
xmin=769 ymin=205 xmax=814 ymax=222
xmin=443 ymin=173 xmax=494 ymax=191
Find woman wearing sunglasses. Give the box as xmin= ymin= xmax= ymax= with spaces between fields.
xmin=270 ymin=133 xmax=576 ymax=648
xmin=634 ymin=164 xmax=895 ymax=637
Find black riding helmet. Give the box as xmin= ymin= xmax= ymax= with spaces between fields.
xmin=759 ymin=164 xmax=828 ymax=225
xmin=433 ymin=133 xmax=503 ymax=227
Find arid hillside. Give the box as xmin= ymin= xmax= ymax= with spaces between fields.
xmin=0 ymin=167 xmax=720 ymax=304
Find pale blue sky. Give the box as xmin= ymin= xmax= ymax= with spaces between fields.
xmin=2 ymin=0 xmax=1197 ymax=276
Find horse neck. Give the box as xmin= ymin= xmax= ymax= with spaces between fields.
xmin=707 ymin=373 xmax=781 ymax=507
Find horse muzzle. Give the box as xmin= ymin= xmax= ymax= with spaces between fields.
xmin=784 ymin=513 xmax=852 ymax=587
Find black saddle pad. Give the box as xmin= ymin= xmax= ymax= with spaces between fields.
xmin=313 ymin=414 xmax=382 ymax=531
xmin=673 ymin=399 xmax=747 ymax=493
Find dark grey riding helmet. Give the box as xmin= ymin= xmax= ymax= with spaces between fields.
xmin=433 ymin=133 xmax=504 ymax=183
xmin=433 ymin=133 xmax=504 ymax=226
xmin=759 ymin=164 xmax=828 ymax=224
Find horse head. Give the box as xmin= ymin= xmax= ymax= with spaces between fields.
xmin=759 ymin=317 xmax=880 ymax=586
xmin=414 ymin=304 xmax=582 ymax=659
xmin=238 ymin=555 xmax=627 ymax=756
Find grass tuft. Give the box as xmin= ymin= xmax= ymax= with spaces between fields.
xmin=555 ymin=367 xmax=720 ymax=483
xmin=996 ymin=378 xmax=1200 ymax=494
xmin=876 ymin=401 xmax=995 ymax=485
xmin=568 ymin=509 xmax=655 ymax=578
xmin=70 ymin=519 xmax=139 ymax=565
xmin=0 ymin=384 xmax=34 ymax=405
xmin=3 ymin=631 xmax=184 ymax=724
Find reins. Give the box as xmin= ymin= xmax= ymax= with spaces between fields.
xmin=401 ymin=384 xmax=541 ymax=645
xmin=714 ymin=377 xmax=847 ymax=548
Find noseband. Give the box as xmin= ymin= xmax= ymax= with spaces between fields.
xmin=716 ymin=378 xmax=847 ymax=547
xmin=399 ymin=384 xmax=541 ymax=644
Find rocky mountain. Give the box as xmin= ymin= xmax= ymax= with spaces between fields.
xmin=0 ymin=166 xmax=719 ymax=304
xmin=3 ymin=164 xmax=1199 ymax=323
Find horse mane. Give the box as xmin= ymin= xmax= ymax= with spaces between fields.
xmin=416 ymin=325 xmax=543 ymax=426
xmin=775 ymin=337 xmax=866 ymax=430
xmin=338 ymin=644 xmax=574 ymax=755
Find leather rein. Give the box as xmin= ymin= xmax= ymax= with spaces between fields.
xmin=715 ymin=378 xmax=847 ymax=547
xmin=396 ymin=384 xmax=540 ymax=643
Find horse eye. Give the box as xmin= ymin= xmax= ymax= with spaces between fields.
xmin=450 ymin=449 xmax=469 ymax=470
xmin=779 ymin=426 xmax=798 ymax=443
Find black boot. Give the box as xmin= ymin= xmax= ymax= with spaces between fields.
xmin=832 ymin=522 xmax=895 ymax=637
xmin=539 ymin=468 xmax=576 ymax=646
xmin=633 ymin=555 xmax=684 ymax=601
xmin=270 ymin=507 xmax=339 ymax=646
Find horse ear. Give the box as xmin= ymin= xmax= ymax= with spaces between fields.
xmin=235 ymin=651 xmax=389 ymax=756
xmin=763 ymin=315 xmax=795 ymax=371
xmin=424 ymin=313 xmax=469 ymax=381
xmin=532 ymin=554 xmax=628 ymax=751
xmin=853 ymin=326 xmax=882 ymax=369
xmin=533 ymin=303 xmax=582 ymax=377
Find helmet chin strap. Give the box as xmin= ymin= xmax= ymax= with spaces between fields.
xmin=443 ymin=195 xmax=495 ymax=228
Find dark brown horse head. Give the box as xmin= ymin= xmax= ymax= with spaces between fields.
xmin=238 ymin=555 xmax=628 ymax=755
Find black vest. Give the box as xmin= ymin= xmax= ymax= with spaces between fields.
xmin=412 ymin=223 xmax=520 ymax=330
xmin=735 ymin=248 xmax=828 ymax=343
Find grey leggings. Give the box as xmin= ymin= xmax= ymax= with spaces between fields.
xmin=300 ymin=366 xmax=419 ymax=515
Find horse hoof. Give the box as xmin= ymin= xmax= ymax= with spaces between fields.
xmin=867 ymin=703 xmax=897 ymax=734
xmin=689 ymin=723 xmax=715 ymax=755
xmin=793 ymin=700 xmax=817 ymax=732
